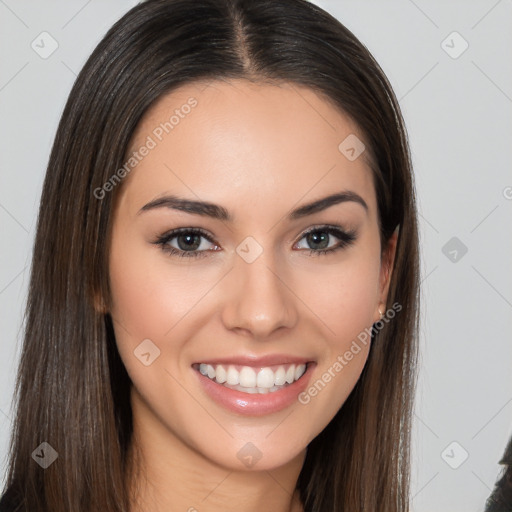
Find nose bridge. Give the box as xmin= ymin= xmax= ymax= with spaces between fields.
xmin=221 ymin=237 xmax=297 ymax=337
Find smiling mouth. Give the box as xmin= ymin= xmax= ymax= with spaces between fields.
xmin=192 ymin=362 xmax=310 ymax=394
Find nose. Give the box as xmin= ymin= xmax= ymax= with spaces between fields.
xmin=220 ymin=246 xmax=298 ymax=339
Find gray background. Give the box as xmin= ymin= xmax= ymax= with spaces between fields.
xmin=1 ymin=1 xmax=511 ymax=510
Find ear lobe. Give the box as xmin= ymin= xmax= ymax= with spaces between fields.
xmin=379 ymin=227 xmax=399 ymax=302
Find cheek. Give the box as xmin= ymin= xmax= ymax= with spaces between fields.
xmin=107 ymin=228 xmax=227 ymax=403
xmin=108 ymin=230 xmax=212 ymax=342
xmin=294 ymin=249 xmax=381 ymax=425
xmin=301 ymin=248 xmax=381 ymax=343
xmin=107 ymin=234 xmax=208 ymax=424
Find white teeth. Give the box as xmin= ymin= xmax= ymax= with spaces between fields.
xmin=227 ymin=365 xmax=239 ymax=385
xmin=197 ymin=362 xmax=308 ymax=391
xmin=295 ymin=364 xmax=306 ymax=381
xmin=239 ymin=367 xmax=256 ymax=387
xmin=285 ymin=366 xmax=295 ymax=384
xmin=223 ymin=383 xmax=283 ymax=394
xmin=274 ymin=366 xmax=286 ymax=386
xmin=215 ymin=364 xmax=227 ymax=384
xmin=256 ymin=367 xmax=275 ymax=388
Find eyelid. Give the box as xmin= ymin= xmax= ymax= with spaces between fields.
xmin=155 ymin=226 xmax=215 ymax=244
xmin=295 ymin=223 xmax=355 ymax=241
xmin=153 ymin=223 xmax=357 ymax=258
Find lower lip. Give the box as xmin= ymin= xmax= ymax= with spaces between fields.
xmin=194 ymin=363 xmax=316 ymax=416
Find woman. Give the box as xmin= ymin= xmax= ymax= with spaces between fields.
xmin=0 ymin=0 xmax=420 ymax=510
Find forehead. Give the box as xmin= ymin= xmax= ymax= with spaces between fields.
xmin=120 ymin=78 xmax=376 ymax=218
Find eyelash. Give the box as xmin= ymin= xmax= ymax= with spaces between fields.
xmin=153 ymin=225 xmax=357 ymax=259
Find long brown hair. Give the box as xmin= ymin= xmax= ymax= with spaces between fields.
xmin=0 ymin=0 xmax=420 ymax=510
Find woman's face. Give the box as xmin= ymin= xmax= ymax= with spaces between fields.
xmin=108 ymin=79 xmax=395 ymax=472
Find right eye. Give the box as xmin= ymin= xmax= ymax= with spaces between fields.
xmin=153 ymin=227 xmax=220 ymax=258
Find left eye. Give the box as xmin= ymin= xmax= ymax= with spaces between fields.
xmin=295 ymin=226 xmax=357 ymax=256
xmin=154 ymin=225 xmax=357 ymax=259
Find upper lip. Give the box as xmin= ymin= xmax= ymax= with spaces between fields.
xmin=192 ymin=354 xmax=314 ymax=367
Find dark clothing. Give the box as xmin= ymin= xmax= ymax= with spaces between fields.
xmin=0 ymin=489 xmax=21 ymax=512
xmin=485 ymin=436 xmax=512 ymax=512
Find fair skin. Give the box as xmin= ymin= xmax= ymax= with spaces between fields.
xmin=106 ymin=78 xmax=397 ymax=512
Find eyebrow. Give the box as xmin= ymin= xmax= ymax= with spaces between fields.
xmin=137 ymin=190 xmax=368 ymax=221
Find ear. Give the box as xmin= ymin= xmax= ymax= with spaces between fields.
xmin=376 ymin=226 xmax=399 ymax=319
